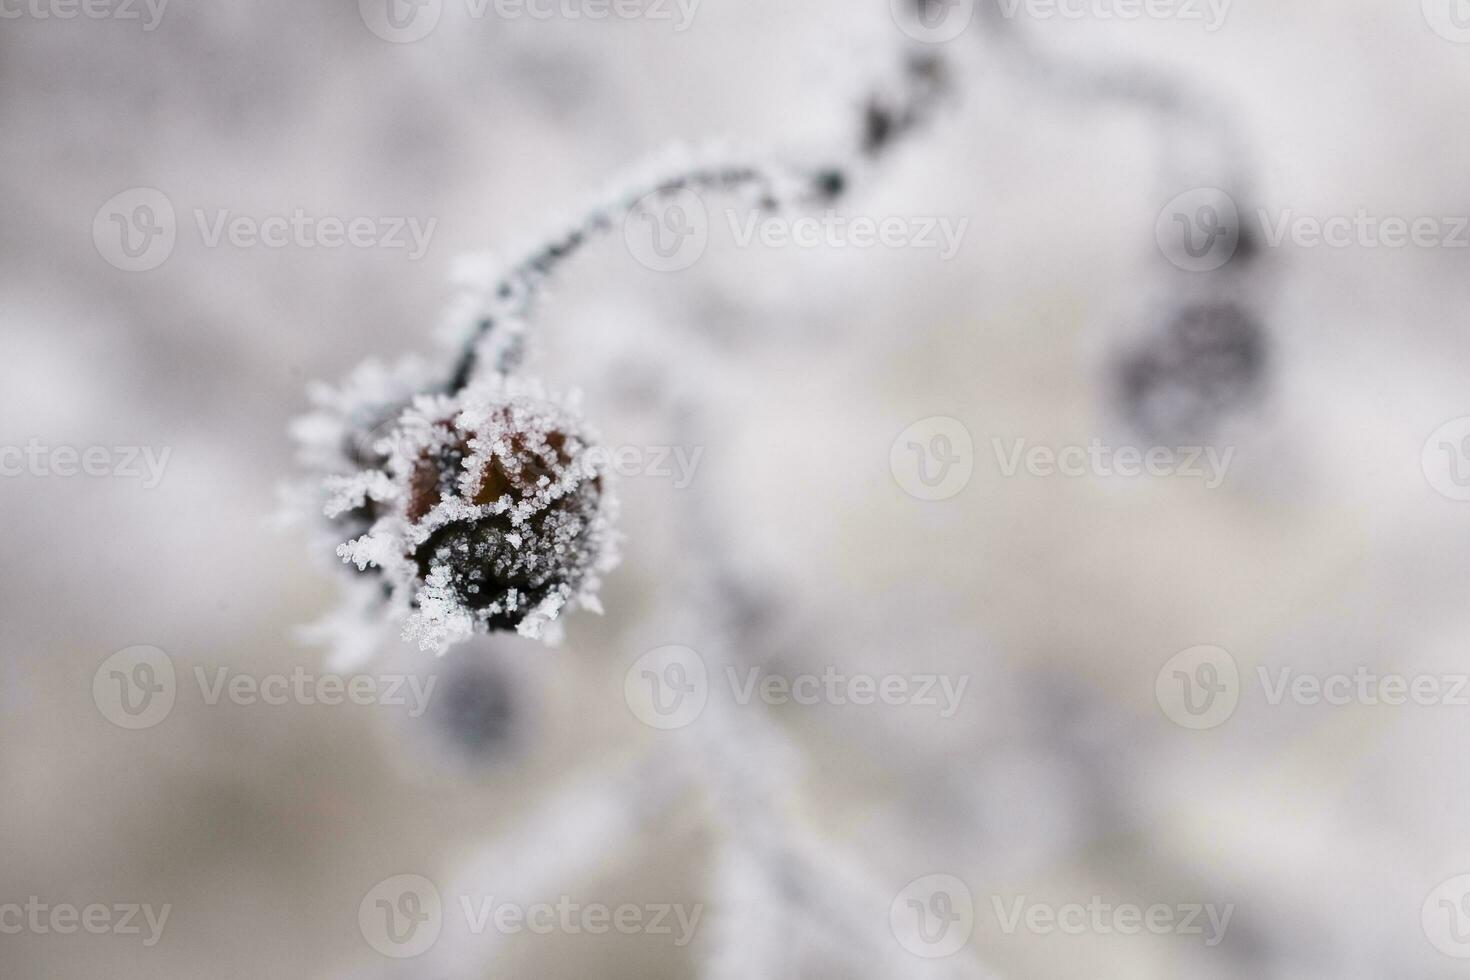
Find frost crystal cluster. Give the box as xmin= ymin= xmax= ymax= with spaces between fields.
xmin=292 ymin=365 xmax=617 ymax=656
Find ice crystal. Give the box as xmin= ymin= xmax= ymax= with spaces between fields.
xmin=294 ymin=370 xmax=617 ymax=655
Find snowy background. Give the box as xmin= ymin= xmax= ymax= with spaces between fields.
xmin=5 ymin=0 xmax=1470 ymax=977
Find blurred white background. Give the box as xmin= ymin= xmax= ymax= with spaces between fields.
xmin=6 ymin=0 xmax=1470 ymax=976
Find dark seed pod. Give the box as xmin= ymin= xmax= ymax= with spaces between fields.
xmin=405 ymin=413 xmax=606 ymax=634
xmin=1115 ymin=300 xmax=1267 ymax=445
xmin=334 ymin=377 xmax=618 ymax=651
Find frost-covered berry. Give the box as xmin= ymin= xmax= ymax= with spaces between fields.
xmin=288 ymin=356 xmax=436 ymax=574
xmin=1115 ymin=300 xmax=1267 ymax=444
xmin=403 ymin=411 xmax=607 ymax=634
xmin=334 ymin=376 xmax=618 ymax=652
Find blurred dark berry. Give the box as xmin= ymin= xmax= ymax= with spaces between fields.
xmin=1116 ymin=300 xmax=1267 ymax=444
xmin=423 ymin=649 xmax=517 ymax=763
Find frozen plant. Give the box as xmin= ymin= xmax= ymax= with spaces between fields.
xmin=287 ymin=49 xmax=953 ymax=664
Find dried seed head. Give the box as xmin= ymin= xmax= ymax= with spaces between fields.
xmin=333 ymin=376 xmax=619 ymax=652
